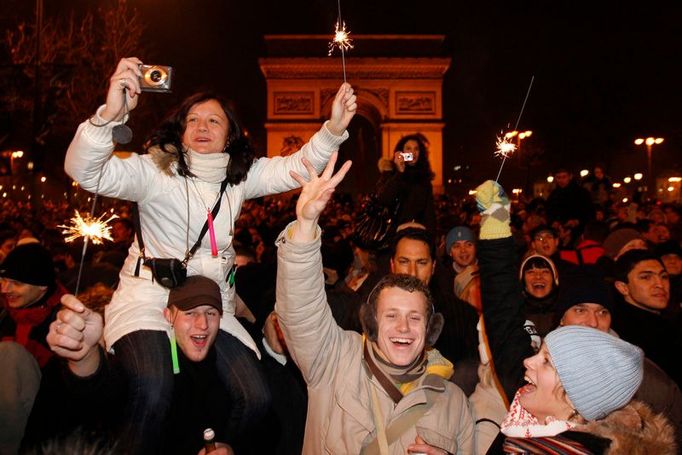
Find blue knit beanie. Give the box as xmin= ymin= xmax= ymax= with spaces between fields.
xmin=544 ymin=326 xmax=643 ymax=421
xmin=446 ymin=226 xmax=475 ymax=252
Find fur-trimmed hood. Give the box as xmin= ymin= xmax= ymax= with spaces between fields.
xmin=147 ymin=144 xmax=181 ymax=176
xmin=576 ymin=400 xmax=677 ymax=454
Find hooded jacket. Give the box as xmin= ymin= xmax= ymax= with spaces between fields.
xmin=65 ymin=112 xmax=347 ymax=352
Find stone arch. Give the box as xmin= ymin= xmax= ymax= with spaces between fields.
xmin=260 ymin=35 xmax=450 ymax=192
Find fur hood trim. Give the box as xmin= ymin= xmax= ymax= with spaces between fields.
xmin=576 ymin=400 xmax=677 ymax=454
xmin=148 ymin=144 xmax=181 ymax=176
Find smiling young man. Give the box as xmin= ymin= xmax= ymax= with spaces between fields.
xmin=24 ymin=275 xmax=235 ymax=455
xmin=276 ymin=155 xmax=472 ymax=454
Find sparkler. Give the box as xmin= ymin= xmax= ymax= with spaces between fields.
xmin=328 ymin=0 xmax=353 ymax=83
xmin=60 ymin=210 xmax=118 ymax=244
xmin=495 ymin=135 xmax=517 ymax=159
xmin=62 ymin=161 xmax=112 ymax=295
xmin=60 ymin=207 xmax=118 ymax=295
xmin=494 ymin=75 xmax=535 ymax=183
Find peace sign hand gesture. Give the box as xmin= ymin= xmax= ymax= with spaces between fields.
xmin=289 ymin=152 xmax=352 ymax=242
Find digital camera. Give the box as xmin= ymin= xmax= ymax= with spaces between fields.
xmin=139 ymin=64 xmax=173 ymax=93
xmin=400 ymin=152 xmax=414 ymax=162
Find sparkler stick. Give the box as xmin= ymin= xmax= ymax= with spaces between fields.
xmin=495 ymin=75 xmax=535 ymax=183
xmin=328 ymin=0 xmax=353 ymax=83
xmin=61 ymin=162 xmax=112 ymax=295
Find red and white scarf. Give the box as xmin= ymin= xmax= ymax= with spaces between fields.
xmin=501 ymin=388 xmax=577 ymax=438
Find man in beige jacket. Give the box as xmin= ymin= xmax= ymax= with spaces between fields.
xmin=275 ymin=154 xmax=473 ymax=454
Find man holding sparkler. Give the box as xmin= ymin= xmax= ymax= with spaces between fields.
xmin=24 ymin=276 xmax=235 ymax=455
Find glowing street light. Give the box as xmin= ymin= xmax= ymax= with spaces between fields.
xmin=623 ymin=177 xmax=632 ymax=184
xmin=547 ymin=175 xmax=554 ymax=183
xmin=634 ymin=136 xmax=664 ymax=197
xmin=580 ymin=169 xmax=589 ymax=177
xmin=505 ymin=130 xmax=533 ymax=147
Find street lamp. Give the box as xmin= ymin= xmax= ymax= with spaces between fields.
xmin=634 ymin=136 xmax=664 ymax=197
xmin=505 ymin=130 xmax=533 ymax=148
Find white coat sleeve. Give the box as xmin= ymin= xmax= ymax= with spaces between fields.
xmin=274 ymin=222 xmax=353 ymax=387
xmin=243 ymin=121 xmax=348 ymax=199
xmin=64 ymin=108 xmax=158 ymax=202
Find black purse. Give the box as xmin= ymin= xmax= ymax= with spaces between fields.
xmin=142 ymin=257 xmax=187 ymax=289
xmin=354 ymin=194 xmax=400 ymax=250
xmin=132 ymin=178 xmax=229 ymax=289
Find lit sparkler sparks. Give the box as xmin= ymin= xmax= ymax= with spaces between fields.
xmin=495 ymin=135 xmax=517 ymax=159
xmin=328 ymin=21 xmax=354 ymax=56
xmin=494 ymin=76 xmax=535 ymax=183
xmin=60 ymin=210 xmax=118 ymax=244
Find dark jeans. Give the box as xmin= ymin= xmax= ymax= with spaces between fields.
xmin=114 ymin=329 xmax=271 ymax=454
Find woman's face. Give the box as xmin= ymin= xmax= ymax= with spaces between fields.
xmin=182 ymin=99 xmax=230 ymax=154
xmin=519 ymin=344 xmax=572 ymax=423
xmin=402 ymin=139 xmax=421 ymax=166
xmin=524 ymin=266 xmax=554 ymax=298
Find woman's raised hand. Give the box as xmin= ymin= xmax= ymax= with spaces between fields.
xmin=327 ymin=83 xmax=357 ymax=136
xmin=100 ymin=57 xmax=144 ymax=122
xmin=289 ymin=152 xmax=352 ymax=241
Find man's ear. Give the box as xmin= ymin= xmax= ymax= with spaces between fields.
xmin=389 ymin=257 xmax=396 ymax=273
xmin=614 ymin=281 xmax=629 ymax=297
xmin=163 ymin=307 xmax=173 ymax=324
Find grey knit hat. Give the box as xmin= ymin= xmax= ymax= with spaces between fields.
xmin=544 ymin=326 xmax=643 ymax=421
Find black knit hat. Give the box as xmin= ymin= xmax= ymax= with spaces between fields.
xmin=554 ymin=271 xmax=614 ymax=317
xmin=167 ymin=275 xmax=223 ymax=315
xmin=0 ymin=243 xmax=56 ymax=287
xmin=654 ymin=240 xmax=682 ymax=259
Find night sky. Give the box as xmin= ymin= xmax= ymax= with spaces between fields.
xmin=2 ymin=0 xmax=681 ymax=189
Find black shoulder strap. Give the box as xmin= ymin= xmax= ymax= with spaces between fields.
xmin=132 ymin=202 xmax=145 ymax=277
xmin=184 ymin=177 xmax=230 ymax=264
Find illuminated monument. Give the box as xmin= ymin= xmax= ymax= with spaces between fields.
xmin=259 ymin=35 xmax=451 ymax=193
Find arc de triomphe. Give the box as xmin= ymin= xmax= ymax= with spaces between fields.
xmin=259 ymin=35 xmax=451 ymax=194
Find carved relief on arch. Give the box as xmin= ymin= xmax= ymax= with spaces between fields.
xmin=320 ymin=87 xmax=387 ymax=128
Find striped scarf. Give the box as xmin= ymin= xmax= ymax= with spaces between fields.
xmin=502 ymin=435 xmax=594 ymax=454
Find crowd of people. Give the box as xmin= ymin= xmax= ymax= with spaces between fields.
xmin=1 ymin=58 xmax=681 ymax=454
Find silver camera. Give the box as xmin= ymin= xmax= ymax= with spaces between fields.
xmin=400 ymin=152 xmax=414 ymax=162
xmin=139 ymin=64 xmax=173 ymax=93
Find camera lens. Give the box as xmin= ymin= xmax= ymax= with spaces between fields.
xmin=150 ymin=70 xmax=162 ymax=83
